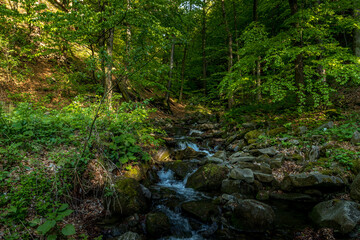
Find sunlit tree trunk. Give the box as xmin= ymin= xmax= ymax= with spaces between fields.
xmin=165 ymin=38 xmax=175 ymax=104
xmin=105 ymin=28 xmax=114 ymax=109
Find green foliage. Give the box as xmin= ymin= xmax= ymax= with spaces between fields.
xmin=0 ymin=99 xmax=161 ymax=238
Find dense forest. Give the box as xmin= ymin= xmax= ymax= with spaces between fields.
xmin=1 ymin=0 xmax=360 ymax=239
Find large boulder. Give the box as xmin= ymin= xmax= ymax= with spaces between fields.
xmin=221 ymin=179 xmax=255 ymax=197
xmin=146 ymin=212 xmax=171 ymax=237
xmin=212 ymin=151 xmax=227 ymax=161
xmin=230 ymin=199 xmax=275 ymax=232
xmin=165 ymin=160 xmax=196 ymax=179
xmin=107 ymin=177 xmax=148 ymax=216
xmin=229 ymin=168 xmax=254 ymax=183
xmin=123 ymin=163 xmax=149 ymax=181
xmin=181 ymin=200 xmax=220 ymax=222
xmin=173 ymin=147 xmax=206 ymax=160
xmin=351 ymin=131 xmax=360 ymax=145
xmin=229 ymin=152 xmax=256 ymax=163
xmin=310 ymin=200 xmax=360 ymax=233
xmin=186 ymin=164 xmax=228 ymax=191
xmin=244 ymin=130 xmax=263 ymax=143
xmin=350 ymin=173 xmax=360 ymax=201
xmin=281 ymin=172 xmax=345 ymax=191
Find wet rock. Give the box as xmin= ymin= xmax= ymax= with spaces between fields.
xmin=229 ymin=152 xmax=256 ymax=163
xmin=186 ymin=163 xmax=229 ymax=191
xmin=181 ymin=200 xmax=220 ymax=222
xmin=107 ymin=177 xmax=148 ymax=216
xmin=310 ymin=200 xmax=360 ymax=233
xmin=256 ymin=154 xmax=271 ymax=164
xmin=165 ymin=160 xmax=196 ymax=179
xmin=226 ymin=139 xmax=246 ymax=152
xmin=281 ymin=172 xmax=345 ymax=191
xmin=253 ymin=172 xmax=274 ymax=183
xmin=236 ymin=162 xmax=272 ymax=174
xmin=221 ymin=179 xmax=255 ymax=197
xmin=117 ymin=231 xmax=141 ymax=240
xmin=197 ymin=123 xmax=219 ymax=131
xmin=154 ymin=148 xmax=171 ymax=163
xmin=225 ymin=132 xmax=246 ymax=146
xmin=213 ymin=151 xmax=227 ymax=161
xmin=350 ymin=173 xmax=360 ymax=201
xmin=270 ymin=192 xmax=315 ymax=202
xmin=206 ymin=156 xmax=224 ymax=164
xmin=351 ymin=131 xmax=360 ymax=145
xmin=146 ymin=212 xmax=171 ymax=237
xmin=140 ymin=184 xmax=152 ymax=199
xmin=229 ymin=168 xmax=254 ymax=183
xmin=173 ymin=147 xmax=207 ymax=160
xmin=230 ymin=199 xmax=275 ymax=232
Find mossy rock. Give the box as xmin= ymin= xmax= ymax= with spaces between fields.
xmin=181 ymin=200 xmax=220 ymax=222
xmin=290 ymin=154 xmax=303 ymax=162
xmin=123 ymin=163 xmax=149 ymax=181
xmin=267 ymin=127 xmax=287 ymax=137
xmin=165 ymin=160 xmax=196 ymax=179
xmin=106 ymin=177 xmax=148 ymax=216
xmin=146 ymin=212 xmax=171 ymax=238
xmin=186 ymin=163 xmax=229 ymax=191
xmin=245 ymin=130 xmax=263 ymax=144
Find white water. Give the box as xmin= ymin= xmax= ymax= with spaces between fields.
xmin=189 ymin=129 xmax=204 ymax=136
xmin=157 ymin=169 xmax=209 ymax=201
xmin=176 ymin=140 xmax=213 ymax=157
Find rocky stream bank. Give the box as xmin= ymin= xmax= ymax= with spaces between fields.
xmin=100 ymin=113 xmax=360 ymax=240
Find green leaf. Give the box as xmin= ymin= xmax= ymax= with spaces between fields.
xmin=29 ymin=218 xmax=41 ymax=227
xmin=37 ymin=220 xmax=56 ymax=235
xmin=47 ymin=234 xmax=57 ymax=240
xmin=55 ymin=209 xmax=73 ymax=221
xmin=61 ymin=224 xmax=76 ymax=236
xmin=58 ymin=203 xmax=69 ymax=212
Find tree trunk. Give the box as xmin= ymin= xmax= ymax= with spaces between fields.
xmin=165 ymin=40 xmax=175 ymax=104
xmin=105 ymin=28 xmax=114 ymax=109
xmin=202 ymin=0 xmax=207 ymax=96
xmin=354 ymin=8 xmax=360 ymax=57
xmin=289 ymin=0 xmax=305 ymax=102
xmin=179 ymin=44 xmax=188 ymax=102
xmin=233 ymin=0 xmax=240 ymax=62
xmin=221 ymin=0 xmax=234 ymax=108
xmin=253 ymin=0 xmax=261 ymax=102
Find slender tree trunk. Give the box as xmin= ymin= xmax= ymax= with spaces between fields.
xmin=202 ymin=0 xmax=207 ymax=96
xmin=233 ymin=0 xmax=240 ymax=62
xmin=289 ymin=0 xmax=305 ymax=103
xmin=165 ymin=39 xmax=175 ymax=104
xmin=354 ymin=8 xmax=360 ymax=57
xmin=105 ymin=28 xmax=114 ymax=109
xmin=179 ymin=45 xmax=188 ymax=102
xmin=256 ymin=56 xmax=261 ymax=101
xmin=253 ymin=0 xmax=261 ymax=102
xmin=221 ymin=0 xmax=234 ymax=108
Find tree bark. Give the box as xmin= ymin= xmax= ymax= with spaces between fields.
xmin=253 ymin=0 xmax=261 ymax=102
xmin=105 ymin=28 xmax=114 ymax=109
xmin=233 ymin=0 xmax=240 ymax=62
xmin=165 ymin=39 xmax=175 ymax=104
xmin=179 ymin=45 xmax=188 ymax=102
xmin=202 ymin=0 xmax=207 ymax=96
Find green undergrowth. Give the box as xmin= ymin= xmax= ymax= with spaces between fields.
xmin=0 ymin=97 xmax=162 ymax=239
